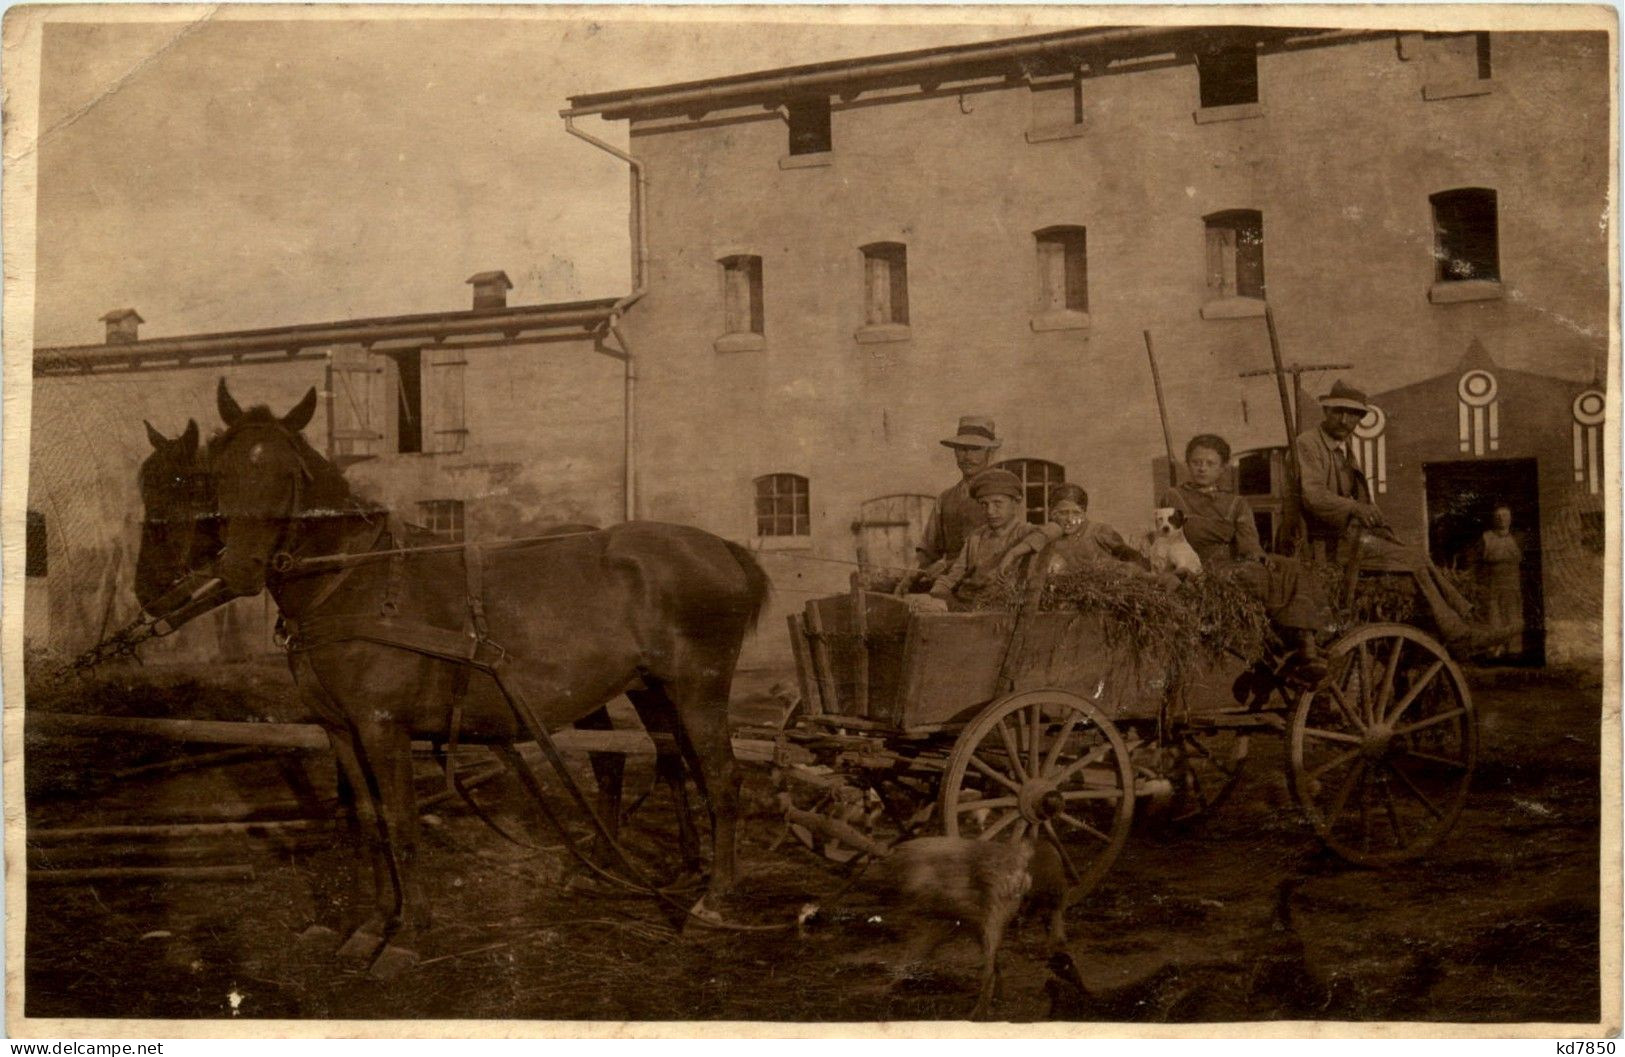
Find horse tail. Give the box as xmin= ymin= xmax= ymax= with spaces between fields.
xmin=722 ymin=540 xmax=772 ymax=634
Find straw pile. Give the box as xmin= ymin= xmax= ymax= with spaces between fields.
xmin=979 ymin=561 xmax=1273 ymax=685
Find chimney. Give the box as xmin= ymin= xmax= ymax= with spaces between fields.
xmin=465 ymin=271 xmax=513 ymax=311
xmin=100 ymin=308 xmax=144 ymax=344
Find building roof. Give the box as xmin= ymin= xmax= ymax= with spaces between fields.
xmin=564 ymin=24 xmax=1337 ymax=119
xmin=35 ymin=297 xmax=621 ymax=377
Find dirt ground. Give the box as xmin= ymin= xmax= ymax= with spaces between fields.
xmin=21 ymin=658 xmax=1606 ymax=1025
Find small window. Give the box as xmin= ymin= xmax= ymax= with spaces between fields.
xmin=720 ymin=255 xmax=764 ymax=336
xmin=1197 ymin=45 xmax=1259 ymax=108
xmin=416 ymin=499 xmax=465 ymax=542
xmin=755 ymin=474 xmax=810 ymax=537
xmin=1424 ymin=32 xmax=1491 ymax=81
xmin=1205 ymin=210 xmax=1266 ymax=300
xmin=1236 ymin=450 xmax=1274 ymax=496
xmin=861 ymin=242 xmax=909 ymax=326
xmin=1431 ymin=189 xmax=1499 ymax=283
xmin=787 ymin=97 xmax=832 ymax=156
xmin=1035 ymin=227 xmax=1088 ymax=313
xmin=995 ymin=459 xmax=1067 ymax=526
xmin=26 ymin=510 xmax=46 ymax=578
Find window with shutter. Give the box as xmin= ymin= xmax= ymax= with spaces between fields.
xmin=327 ymin=347 xmax=383 ymax=464
xmin=422 ymin=347 xmax=468 ymax=454
xmin=1204 ymin=210 xmax=1265 ymax=300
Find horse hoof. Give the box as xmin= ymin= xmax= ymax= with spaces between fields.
xmin=336 ymin=928 xmax=384 ymax=963
xmin=367 ymin=944 xmax=420 ymax=982
xmin=297 ymin=925 xmax=340 ymax=951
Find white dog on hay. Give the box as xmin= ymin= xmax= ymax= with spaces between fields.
xmin=1141 ymin=507 xmax=1203 ymax=579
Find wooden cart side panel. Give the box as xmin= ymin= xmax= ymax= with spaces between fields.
xmin=898 ymin=612 xmax=1016 ymax=729
xmin=786 ymin=612 xmax=822 ymax=716
xmin=803 ymin=602 xmax=843 ymax=718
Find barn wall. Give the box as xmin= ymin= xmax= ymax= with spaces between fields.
xmin=616 ymin=31 xmax=1611 ymax=669
xmin=27 ymin=334 xmax=620 ymax=662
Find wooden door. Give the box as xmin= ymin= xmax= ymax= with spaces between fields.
xmin=853 ymin=494 xmax=933 ymax=576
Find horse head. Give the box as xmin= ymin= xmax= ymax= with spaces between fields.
xmin=134 ymin=416 xmax=218 ymax=613
xmin=209 ymin=379 xmax=325 ymax=598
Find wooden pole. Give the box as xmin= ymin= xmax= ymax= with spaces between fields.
xmin=1263 ymin=304 xmax=1306 ymax=556
xmin=28 ymin=819 xmax=334 ymax=844
xmin=849 ymin=574 xmax=870 ymax=719
xmin=1144 ymin=330 xmax=1178 ymax=487
xmin=29 ymin=865 xmax=256 ymax=885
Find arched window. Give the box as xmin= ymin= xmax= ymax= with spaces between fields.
xmin=1431 ymin=188 xmax=1499 ymax=283
xmin=994 ymin=459 xmax=1066 ymax=525
xmin=1034 ymin=226 xmax=1088 ymax=313
xmin=755 ymin=474 xmax=810 ymax=537
xmin=1204 ymin=209 xmax=1265 ymax=299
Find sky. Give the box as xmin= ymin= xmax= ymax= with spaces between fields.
xmin=29 ymin=10 xmax=1072 ymax=347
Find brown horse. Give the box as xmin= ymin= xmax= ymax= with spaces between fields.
xmin=135 ymin=381 xmax=769 ymax=974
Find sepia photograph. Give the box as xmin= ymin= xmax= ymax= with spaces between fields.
xmin=2 ymin=4 xmax=1617 ymax=1035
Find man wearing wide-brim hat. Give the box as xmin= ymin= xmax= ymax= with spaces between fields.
xmin=926 ymin=468 xmax=1043 ymax=611
xmin=915 ymin=415 xmax=1003 ymax=577
xmin=1295 ymin=379 xmax=1484 ymax=647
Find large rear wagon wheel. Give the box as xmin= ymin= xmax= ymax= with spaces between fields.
xmin=940 ymin=689 xmax=1135 ymax=901
xmin=1288 ymin=623 xmax=1477 ymax=866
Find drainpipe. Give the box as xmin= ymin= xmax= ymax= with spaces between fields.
xmin=564 ymin=115 xmax=648 ymax=522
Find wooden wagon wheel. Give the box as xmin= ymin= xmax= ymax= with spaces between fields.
xmin=1288 ymin=623 xmax=1477 ymax=866
xmin=940 ymin=689 xmax=1135 ymax=901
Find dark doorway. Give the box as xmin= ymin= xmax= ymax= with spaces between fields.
xmin=1424 ymin=458 xmax=1544 ymax=665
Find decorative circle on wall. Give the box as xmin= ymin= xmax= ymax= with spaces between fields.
xmin=1353 ymin=404 xmax=1387 ymax=439
xmin=1458 ymin=370 xmax=1498 ymax=408
xmin=1573 ymin=389 xmax=1606 ymax=427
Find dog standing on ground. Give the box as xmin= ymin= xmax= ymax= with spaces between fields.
xmin=1142 ymin=507 xmax=1203 ymax=579
xmin=871 ymin=835 xmax=1069 ymax=1019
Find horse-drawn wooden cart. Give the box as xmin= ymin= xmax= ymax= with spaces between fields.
xmin=778 ymin=573 xmax=1478 ymax=900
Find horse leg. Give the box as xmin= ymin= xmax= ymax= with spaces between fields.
xmin=347 ymin=715 xmax=427 ymax=979
xmin=327 ymin=729 xmax=392 ymax=963
xmin=625 ymin=688 xmax=702 ymax=878
xmin=574 ymin=706 xmax=626 ymax=875
xmin=660 ymin=669 xmax=742 ymax=918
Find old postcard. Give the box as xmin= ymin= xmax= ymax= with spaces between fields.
xmin=2 ymin=3 xmax=1618 ymax=1038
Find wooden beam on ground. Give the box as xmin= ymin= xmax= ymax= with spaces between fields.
xmin=28 ymin=819 xmax=334 ymax=844
xmin=29 ymin=865 xmax=256 ymax=885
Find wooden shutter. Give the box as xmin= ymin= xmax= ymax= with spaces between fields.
xmin=327 ymin=347 xmax=383 ymax=461
xmin=422 ymin=347 xmax=468 ymax=454
xmin=1064 ymin=231 xmax=1088 ymax=312
xmin=1206 ymin=224 xmax=1237 ymax=296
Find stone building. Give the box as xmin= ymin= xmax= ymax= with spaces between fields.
xmin=567 ymin=25 xmax=1611 ymax=666
xmin=28 ymin=25 xmax=1611 ymax=671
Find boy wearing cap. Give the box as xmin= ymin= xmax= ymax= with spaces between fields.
xmin=928 ymin=468 xmax=1037 ymax=611
xmin=916 ymin=415 xmax=1002 ymax=576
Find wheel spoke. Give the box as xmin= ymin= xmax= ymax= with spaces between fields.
xmin=1041 ymin=821 xmax=1082 ymax=885
xmin=1396 ymin=748 xmax=1470 ymax=771
xmin=1324 ymin=684 xmax=1366 ymax=733
xmin=1308 ymin=746 xmax=1362 ymax=781
xmin=1380 ymin=772 xmax=1407 ymax=846
xmin=1375 ymin=636 xmax=1404 ymax=720
xmin=1042 ymin=712 xmax=1082 ymax=774
xmin=996 ymin=718 xmax=1030 ymax=783
xmin=1392 ymin=706 xmax=1466 ymax=738
xmin=1029 ymin=704 xmax=1044 ymax=775
xmin=1061 ymin=787 xmax=1124 ymax=801
xmin=1356 ymin=641 xmax=1374 ymax=721
xmin=1384 ymin=759 xmax=1444 ymax=819
xmin=1011 ymin=819 xmax=1030 ymax=841
xmin=978 ymin=809 xmax=1022 ymax=842
xmin=1056 ymin=811 xmax=1112 ymax=843
xmin=955 ymin=795 xmax=1018 ymax=814
xmin=1053 ymin=743 xmax=1110 ymax=785
xmin=1385 ymin=661 xmax=1446 ymax=725
xmin=1302 ymin=726 xmax=1362 ymax=746
xmin=1325 ymin=759 xmax=1366 ymax=824
xmin=968 ymin=754 xmax=1023 ymax=796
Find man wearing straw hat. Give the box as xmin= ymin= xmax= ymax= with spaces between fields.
xmin=914 ymin=415 xmax=1003 ymax=578
xmin=1296 ymin=380 xmax=1484 ymax=647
